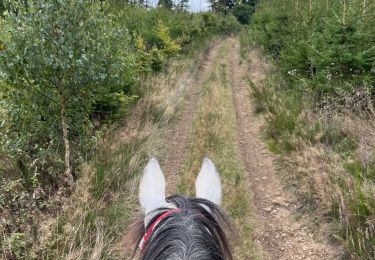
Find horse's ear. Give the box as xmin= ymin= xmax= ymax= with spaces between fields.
xmin=139 ymin=157 xmax=167 ymax=216
xmin=195 ymin=158 xmax=222 ymax=205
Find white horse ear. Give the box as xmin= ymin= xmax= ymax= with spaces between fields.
xmin=139 ymin=157 xmax=168 ymax=217
xmin=195 ymin=158 xmax=222 ymax=205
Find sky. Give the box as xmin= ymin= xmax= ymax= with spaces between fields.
xmin=187 ymin=0 xmax=210 ymax=12
xmin=149 ymin=0 xmax=211 ymax=13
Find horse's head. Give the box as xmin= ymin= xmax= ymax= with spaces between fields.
xmin=132 ymin=157 xmax=233 ymax=260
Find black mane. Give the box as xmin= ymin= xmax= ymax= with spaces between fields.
xmin=132 ymin=195 xmax=233 ymax=260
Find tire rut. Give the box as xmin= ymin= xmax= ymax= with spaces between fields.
xmin=122 ymin=41 xmax=225 ymax=257
xmin=161 ymin=40 xmax=225 ymax=196
xmin=229 ymin=38 xmax=341 ymax=260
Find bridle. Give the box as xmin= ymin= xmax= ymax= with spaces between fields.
xmin=139 ymin=208 xmax=181 ymax=251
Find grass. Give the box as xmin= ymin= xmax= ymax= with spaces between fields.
xmin=177 ymin=40 xmax=260 ymax=259
xmin=243 ymin=42 xmax=375 ymax=258
xmin=247 ymin=72 xmax=317 ymax=154
xmin=32 ymin=49 xmax=205 ymax=259
xmin=0 ymin=4 xmax=241 ymax=257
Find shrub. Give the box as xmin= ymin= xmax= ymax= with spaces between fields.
xmin=250 ymin=0 xmax=375 ymax=95
xmin=0 ymin=0 xmax=136 ymax=186
xmin=0 ymin=1 xmax=241 ymax=257
xmin=232 ymin=4 xmax=255 ymax=24
xmin=247 ymin=0 xmax=375 ymax=257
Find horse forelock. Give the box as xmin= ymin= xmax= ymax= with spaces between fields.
xmin=131 ymin=195 xmax=233 ymax=260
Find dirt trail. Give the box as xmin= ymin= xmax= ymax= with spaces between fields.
xmin=161 ymin=37 xmax=341 ymax=259
xmin=126 ymin=37 xmax=342 ymax=259
xmin=121 ymin=41 xmax=226 ymax=257
xmin=161 ymin=41 xmax=223 ymax=195
xmin=229 ymin=38 xmax=342 ymax=259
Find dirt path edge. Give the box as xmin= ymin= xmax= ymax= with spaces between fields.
xmin=230 ymin=38 xmax=342 ymax=260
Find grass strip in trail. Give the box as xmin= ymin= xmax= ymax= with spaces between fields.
xmin=177 ymin=39 xmax=259 ymax=259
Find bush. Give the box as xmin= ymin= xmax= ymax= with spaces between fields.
xmin=0 ymin=1 xmax=241 ymax=258
xmin=0 ymin=0 xmax=137 ymax=185
xmin=247 ymin=0 xmax=375 ymax=257
xmin=232 ymin=4 xmax=255 ymax=24
xmin=250 ymin=0 xmax=375 ymax=96
xmin=112 ymin=5 xmax=240 ymax=72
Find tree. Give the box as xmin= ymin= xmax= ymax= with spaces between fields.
xmin=138 ymin=0 xmax=152 ymax=9
xmin=232 ymin=4 xmax=255 ymax=24
xmin=209 ymin=0 xmax=236 ymax=14
xmin=158 ymin=0 xmax=173 ymax=9
xmin=243 ymin=0 xmax=256 ymax=7
xmin=175 ymin=0 xmax=189 ymax=12
xmin=0 ymin=0 xmax=136 ymax=186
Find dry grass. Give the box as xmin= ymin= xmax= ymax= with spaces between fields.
xmin=250 ymin=65 xmax=375 ymax=258
xmin=318 ymin=89 xmax=375 ymax=258
xmin=33 ymin=53 xmax=203 ymax=259
xmin=177 ymin=40 xmax=260 ymax=259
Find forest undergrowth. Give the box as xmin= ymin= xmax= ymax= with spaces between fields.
xmin=0 ymin=1 xmax=239 ymax=258
xmin=241 ymin=0 xmax=375 ymax=258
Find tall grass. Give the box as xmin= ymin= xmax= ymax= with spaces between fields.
xmin=242 ymin=48 xmax=375 ymax=259
xmin=34 ymin=52 xmax=205 ymax=258
xmin=244 ymin=0 xmax=375 ymax=257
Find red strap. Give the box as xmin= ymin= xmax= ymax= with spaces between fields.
xmin=139 ymin=208 xmax=181 ymax=251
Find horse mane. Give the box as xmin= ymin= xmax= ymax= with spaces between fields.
xmin=131 ymin=195 xmax=233 ymax=260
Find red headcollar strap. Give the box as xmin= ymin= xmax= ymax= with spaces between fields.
xmin=139 ymin=208 xmax=181 ymax=251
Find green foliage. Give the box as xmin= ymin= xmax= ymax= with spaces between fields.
xmin=250 ymin=0 xmax=375 ymax=96
xmin=320 ymin=125 xmax=357 ymax=158
xmin=0 ymin=0 xmax=136 ymax=184
xmin=0 ymin=1 xmax=241 ymax=258
xmin=247 ymin=0 xmax=375 ymax=257
xmin=158 ymin=0 xmax=173 ymax=9
xmin=209 ymin=0 xmax=235 ymax=14
xmin=174 ymin=0 xmax=189 ymax=11
xmin=232 ymin=4 xmax=255 ymax=24
xmin=248 ymin=75 xmax=317 ymax=153
xmin=5 ymin=233 xmax=29 ymax=259
xmin=345 ymin=159 xmax=375 ymax=182
xmin=110 ymin=4 xmax=239 ymax=71
xmin=135 ymin=20 xmax=182 ymax=72
xmin=156 ymin=21 xmax=181 ymax=55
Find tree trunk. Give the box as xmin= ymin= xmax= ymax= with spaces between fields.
xmin=59 ymin=90 xmax=73 ymax=186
